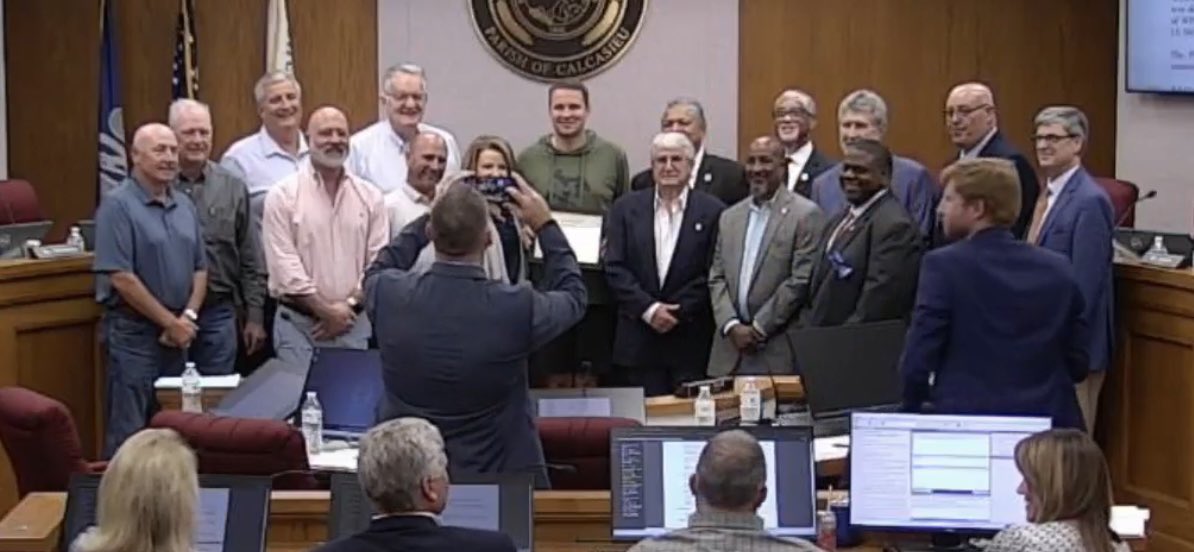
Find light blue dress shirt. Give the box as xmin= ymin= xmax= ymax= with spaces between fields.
xmin=737 ymin=200 xmax=772 ymax=316
xmin=220 ymin=126 xmax=309 ymax=197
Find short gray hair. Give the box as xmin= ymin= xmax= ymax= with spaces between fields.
xmin=839 ymin=89 xmax=889 ymax=135
xmin=253 ymin=71 xmax=301 ymax=105
xmin=1034 ymin=105 xmax=1089 ymax=143
xmin=776 ymin=89 xmax=818 ymax=119
xmin=382 ymin=63 xmax=428 ymax=96
xmin=167 ymin=98 xmax=210 ymax=129
xmin=357 ymin=418 xmax=448 ymax=514
xmin=650 ymin=132 xmax=695 ymax=160
xmin=664 ymin=97 xmax=706 ymax=129
xmin=694 ymin=430 xmax=767 ymax=510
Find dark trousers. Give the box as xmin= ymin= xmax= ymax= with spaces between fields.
xmin=191 ymin=300 xmax=237 ymax=375
xmin=530 ymin=304 xmax=615 ymax=386
xmin=103 ymin=310 xmax=185 ymax=458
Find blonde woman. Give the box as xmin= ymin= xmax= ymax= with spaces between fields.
xmin=72 ymin=428 xmax=198 ymax=552
xmin=985 ymin=429 xmax=1129 ymax=552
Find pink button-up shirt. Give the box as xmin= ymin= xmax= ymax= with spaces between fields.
xmin=262 ymin=162 xmax=389 ymax=302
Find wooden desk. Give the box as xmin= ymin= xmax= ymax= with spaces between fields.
xmin=1106 ymin=264 xmax=1194 ymax=552
xmin=0 ymin=256 xmax=103 ymax=517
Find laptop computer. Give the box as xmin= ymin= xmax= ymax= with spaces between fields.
xmin=211 ymin=357 xmax=309 ymax=420
xmin=304 ymin=348 xmax=384 ymax=440
xmin=0 ymin=220 xmax=52 ymax=259
xmin=790 ymin=320 xmax=906 ymax=437
xmin=529 ymin=387 xmax=646 ymax=423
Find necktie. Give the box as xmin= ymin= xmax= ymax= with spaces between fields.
xmin=827 ymin=211 xmax=857 ymax=251
xmin=1026 ymin=189 xmax=1051 ymax=244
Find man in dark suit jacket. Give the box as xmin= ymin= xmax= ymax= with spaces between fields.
xmin=802 ymin=139 xmax=923 ymax=327
xmin=314 ymin=418 xmax=516 ymax=552
xmin=364 ymin=177 xmax=586 ymax=487
xmin=773 ymin=89 xmax=834 ymax=198
xmin=901 ymin=158 xmax=1088 ymax=430
xmin=606 ymin=132 xmax=726 ymax=395
xmin=631 ymin=98 xmax=748 ymax=205
xmin=946 ymin=83 xmax=1040 ymax=239
xmin=1028 ymin=106 xmax=1114 ymax=433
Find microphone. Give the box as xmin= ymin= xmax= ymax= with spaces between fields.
xmin=1116 ymin=190 xmax=1157 ymax=228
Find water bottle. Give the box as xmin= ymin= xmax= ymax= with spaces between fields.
xmin=694 ymin=385 xmax=716 ymax=426
xmin=66 ymin=226 xmax=86 ymax=251
xmin=817 ymin=509 xmax=838 ymax=550
xmin=301 ymin=391 xmax=323 ymax=455
xmin=739 ymin=377 xmax=762 ymax=425
xmin=180 ymin=362 xmax=202 ymax=413
xmin=1145 ymin=236 xmax=1169 ymax=257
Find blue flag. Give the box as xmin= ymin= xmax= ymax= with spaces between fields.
xmin=171 ymin=0 xmax=199 ymax=99
xmin=97 ymin=0 xmax=127 ymax=197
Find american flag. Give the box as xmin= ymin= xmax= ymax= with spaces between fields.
xmin=171 ymin=0 xmax=199 ymax=99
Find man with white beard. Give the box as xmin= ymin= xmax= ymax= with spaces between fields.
xmin=262 ymin=106 xmax=389 ymax=369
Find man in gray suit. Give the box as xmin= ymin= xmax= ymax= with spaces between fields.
xmin=708 ymin=137 xmax=824 ymax=377
xmin=364 ymin=176 xmax=586 ymax=487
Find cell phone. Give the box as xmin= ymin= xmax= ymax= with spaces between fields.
xmin=470 ymin=176 xmax=515 ymax=204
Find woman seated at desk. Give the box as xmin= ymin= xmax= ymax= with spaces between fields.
xmin=71 ymin=428 xmax=198 ymax=552
xmin=986 ymin=428 xmax=1128 ymax=552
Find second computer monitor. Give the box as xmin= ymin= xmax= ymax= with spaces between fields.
xmin=306 ymin=348 xmax=384 ymax=437
xmin=849 ymin=412 xmax=1052 ymax=534
xmin=609 ymin=426 xmax=817 ymax=540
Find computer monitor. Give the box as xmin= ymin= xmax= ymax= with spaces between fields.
xmin=327 ymin=471 xmax=534 ymax=551
xmin=609 ymin=426 xmax=817 ymax=540
xmin=305 ymin=348 xmax=384 ymax=438
xmin=792 ymin=320 xmax=906 ymax=421
xmin=62 ymin=473 xmax=271 ymax=552
xmin=211 ymin=357 xmax=308 ymax=420
xmin=0 ymin=220 xmax=52 ymax=259
xmin=849 ymin=412 xmax=1052 ymax=534
xmin=529 ymin=387 xmax=646 ymax=423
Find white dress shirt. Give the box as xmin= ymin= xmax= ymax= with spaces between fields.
xmin=221 ymin=126 xmax=310 ymax=196
xmin=347 ymin=120 xmax=461 ymax=195
xmin=384 ymin=185 xmax=434 ymax=237
xmin=785 ymin=141 xmax=814 ymax=192
xmin=688 ymin=147 xmax=706 ymax=189
xmin=960 ymin=127 xmax=998 ymax=159
xmin=643 ymin=187 xmax=689 ymax=323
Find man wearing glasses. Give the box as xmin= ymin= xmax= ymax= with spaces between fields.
xmin=1027 ymin=105 xmax=1114 ymax=435
xmin=945 ymin=82 xmax=1040 ymax=239
xmin=772 ymin=89 xmax=834 ymax=199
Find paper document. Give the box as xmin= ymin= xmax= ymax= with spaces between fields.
xmin=1110 ymin=505 xmax=1150 ymax=538
xmin=538 ymin=397 xmax=612 ymax=417
xmin=814 ymin=435 xmax=850 ymax=462
xmin=194 ymin=488 xmax=230 ymax=552
xmin=155 ymin=374 xmax=242 ymax=389
xmin=441 ymin=484 xmax=502 ymax=531
xmin=534 ymin=211 xmax=603 ymax=265
xmin=309 ymin=446 xmax=359 ymax=472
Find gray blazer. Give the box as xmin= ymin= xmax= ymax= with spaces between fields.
xmin=707 ymin=187 xmax=824 ymax=376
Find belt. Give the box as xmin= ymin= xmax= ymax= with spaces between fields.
xmin=278 ymin=298 xmax=365 ymax=318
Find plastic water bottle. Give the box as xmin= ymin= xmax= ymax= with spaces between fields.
xmin=817 ymin=509 xmax=838 ymax=550
xmin=66 ymin=226 xmax=86 ymax=251
xmin=180 ymin=362 xmax=202 ymax=413
xmin=739 ymin=378 xmax=762 ymax=425
xmin=694 ymin=385 xmax=716 ymax=426
xmin=301 ymin=391 xmax=323 ymax=455
xmin=1145 ymin=236 xmax=1169 ymax=257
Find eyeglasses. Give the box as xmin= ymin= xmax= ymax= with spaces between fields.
xmin=773 ymin=108 xmax=810 ymax=120
xmin=1031 ymin=134 xmax=1077 ymax=145
xmin=943 ymin=104 xmax=992 ymax=119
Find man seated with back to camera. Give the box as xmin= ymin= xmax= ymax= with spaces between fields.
xmin=364 ymin=177 xmax=586 ymax=489
xmin=313 ymin=418 xmax=516 ymax=552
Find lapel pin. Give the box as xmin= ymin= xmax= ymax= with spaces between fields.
xmin=801 ymin=173 xmax=809 ymax=182
xmin=695 ymin=222 xmax=703 ymax=232
xmin=704 ymin=173 xmax=713 ymax=183
xmin=781 ymin=207 xmax=789 ymax=215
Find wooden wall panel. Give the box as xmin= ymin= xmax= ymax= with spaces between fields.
xmin=738 ymin=0 xmax=1119 ymax=178
xmin=290 ymin=0 xmax=379 ymax=131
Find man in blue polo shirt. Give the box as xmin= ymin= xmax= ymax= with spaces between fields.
xmin=94 ymin=123 xmax=208 ymax=456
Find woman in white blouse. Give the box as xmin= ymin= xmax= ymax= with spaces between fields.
xmin=986 ymin=428 xmax=1129 ymax=552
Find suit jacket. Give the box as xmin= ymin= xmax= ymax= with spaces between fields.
xmin=789 ymin=146 xmax=835 ymax=199
xmin=707 ymin=188 xmax=825 ymax=376
xmin=976 ymin=130 xmax=1040 ymax=239
xmin=802 ymin=192 xmax=923 ymax=327
xmin=364 ymin=222 xmax=587 ymax=486
xmin=631 ymin=152 xmax=748 ymax=205
xmin=1035 ymin=167 xmax=1115 ymax=373
xmin=604 ymin=188 xmax=726 ymax=369
xmin=313 ymin=514 xmax=516 ymax=552
xmin=900 ymin=228 xmax=1088 ymax=430
xmin=811 ymin=156 xmax=939 ymax=238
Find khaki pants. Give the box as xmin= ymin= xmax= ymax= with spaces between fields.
xmin=1075 ymin=371 xmax=1107 ymax=434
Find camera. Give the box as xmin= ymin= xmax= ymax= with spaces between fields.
xmin=468 ymin=176 xmax=515 ymax=204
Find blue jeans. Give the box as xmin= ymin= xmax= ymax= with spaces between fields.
xmin=103 ymin=310 xmax=185 ymax=458
xmin=190 ymin=300 xmax=237 ymax=375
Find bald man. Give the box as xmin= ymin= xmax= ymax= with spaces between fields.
xmin=262 ymin=106 xmax=389 ymax=371
xmin=708 ymin=137 xmax=824 ymax=377
xmin=945 ymin=82 xmax=1039 ymax=239
xmin=386 ymin=132 xmax=447 ymax=236
xmin=94 ymin=122 xmax=208 ymax=456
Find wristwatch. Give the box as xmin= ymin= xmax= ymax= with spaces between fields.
xmin=182 ymin=308 xmax=199 ymax=323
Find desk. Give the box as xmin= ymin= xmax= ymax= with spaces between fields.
xmin=1105 ymin=264 xmax=1194 ymax=552
xmin=0 ymin=256 xmax=102 ymax=516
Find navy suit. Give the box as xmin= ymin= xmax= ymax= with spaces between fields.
xmin=900 ymin=228 xmax=1089 ymax=429
xmin=313 ymin=515 xmax=516 ymax=552
xmin=975 ymin=131 xmax=1040 ymax=239
xmin=811 ymin=155 xmax=939 ymax=238
xmin=1035 ymin=167 xmax=1115 ymax=375
xmin=604 ymin=188 xmax=725 ymax=395
xmin=364 ymin=221 xmax=587 ymax=486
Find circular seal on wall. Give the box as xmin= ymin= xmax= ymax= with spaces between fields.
xmin=470 ymin=0 xmax=648 ymax=82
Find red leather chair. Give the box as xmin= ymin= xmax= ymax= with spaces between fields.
xmin=537 ymin=417 xmax=641 ymax=490
xmin=0 ymin=387 xmax=106 ymax=498
xmin=0 ymin=179 xmax=43 ymax=224
xmin=149 ymin=411 xmax=320 ymax=490
xmin=1094 ymin=177 xmax=1140 ymax=228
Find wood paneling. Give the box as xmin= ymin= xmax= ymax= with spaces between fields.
xmin=738 ymin=0 xmax=1119 ymax=177
xmin=289 ymin=0 xmax=379 ymax=130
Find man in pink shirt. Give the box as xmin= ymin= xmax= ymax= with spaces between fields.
xmin=262 ymin=106 xmax=389 ymax=369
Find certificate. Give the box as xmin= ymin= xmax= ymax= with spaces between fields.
xmin=534 ymin=211 xmax=604 ymax=265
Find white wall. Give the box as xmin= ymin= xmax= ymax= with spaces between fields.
xmin=377 ymin=0 xmax=739 ymax=171
xmin=1117 ymin=0 xmax=1194 ymax=232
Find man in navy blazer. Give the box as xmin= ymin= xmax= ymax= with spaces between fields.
xmin=605 ymin=132 xmax=726 ymax=396
xmin=364 ymin=177 xmax=587 ymax=487
xmin=901 ymin=158 xmax=1089 ymax=430
xmin=1027 ymin=106 xmax=1115 ymax=433
xmin=314 ymin=418 xmax=516 ymax=552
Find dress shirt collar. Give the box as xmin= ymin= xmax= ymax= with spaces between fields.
xmin=385 ymin=121 xmax=434 ymax=154
xmin=129 ymin=177 xmax=177 ymax=207
xmin=961 ymin=127 xmax=998 ymax=158
xmin=787 ymin=140 xmax=814 ymax=166
xmin=371 ymin=511 xmax=440 ymax=525
xmin=654 ymin=185 xmax=689 ymax=214
xmin=688 ymin=146 xmax=706 ymax=189
xmin=748 ymin=188 xmax=781 ymax=213
xmin=177 ymin=161 xmax=212 ymax=184
xmin=687 ymin=509 xmax=765 ymax=531
xmin=257 ymin=125 xmax=309 ymax=160
xmin=402 ymin=182 xmax=434 ymax=205
xmin=849 ymin=188 xmax=888 ymax=218
xmin=1046 ymin=164 xmax=1081 ymax=198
